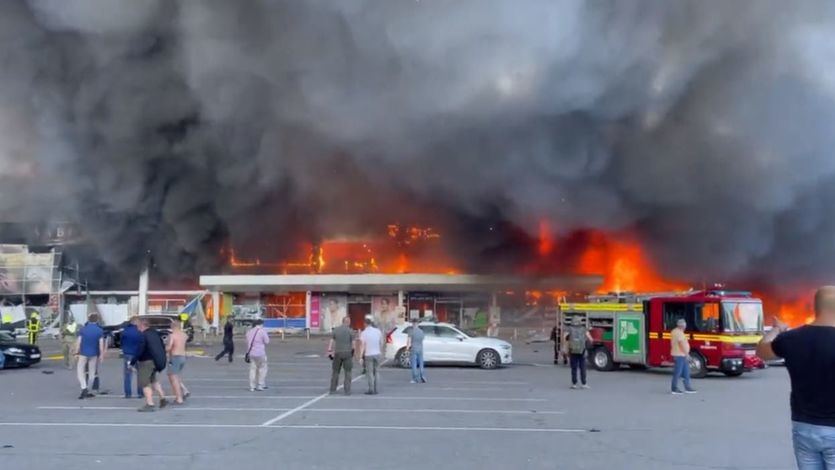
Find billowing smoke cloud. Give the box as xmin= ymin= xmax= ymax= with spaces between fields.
xmin=1 ymin=0 xmax=835 ymax=288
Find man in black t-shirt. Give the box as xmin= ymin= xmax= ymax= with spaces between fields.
xmin=758 ymin=286 xmax=835 ymax=469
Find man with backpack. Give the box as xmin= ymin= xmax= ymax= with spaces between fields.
xmin=565 ymin=316 xmax=594 ymax=389
xmin=131 ymin=318 xmax=169 ymax=411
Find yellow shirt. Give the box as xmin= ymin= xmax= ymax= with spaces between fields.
xmin=670 ymin=328 xmax=690 ymax=357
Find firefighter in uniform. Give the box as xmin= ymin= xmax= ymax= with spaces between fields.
xmin=61 ymin=316 xmax=79 ymax=369
xmin=27 ymin=311 xmax=41 ymax=345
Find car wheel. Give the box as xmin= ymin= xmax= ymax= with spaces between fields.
xmin=592 ymin=347 xmax=617 ymax=371
xmin=689 ymin=352 xmax=708 ymax=378
xmin=396 ymin=348 xmax=410 ymax=368
xmin=477 ymin=349 xmax=500 ymax=369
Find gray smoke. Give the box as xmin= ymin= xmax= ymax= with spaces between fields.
xmin=1 ymin=0 xmax=835 ymax=289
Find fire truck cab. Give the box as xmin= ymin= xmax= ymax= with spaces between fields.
xmin=559 ymin=290 xmax=766 ymax=378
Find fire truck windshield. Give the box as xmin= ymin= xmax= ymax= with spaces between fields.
xmin=721 ymin=302 xmax=764 ymax=333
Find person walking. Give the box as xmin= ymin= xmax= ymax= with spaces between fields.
xmin=27 ymin=311 xmax=40 ymax=345
xmin=359 ymin=318 xmax=383 ymax=395
xmin=406 ymin=318 xmax=426 ymax=384
xmin=120 ymin=317 xmax=143 ymax=399
xmin=61 ymin=316 xmax=79 ymax=370
xmin=75 ymin=313 xmax=104 ymax=399
xmin=245 ymin=319 xmax=269 ymax=392
xmin=131 ymin=318 xmax=169 ymax=412
xmin=758 ymin=286 xmax=835 ymax=469
xmin=215 ymin=318 xmax=235 ymax=363
xmin=565 ymin=317 xmax=593 ymax=389
xmin=670 ymin=318 xmax=697 ymax=395
xmin=166 ymin=321 xmax=189 ymax=404
xmin=327 ymin=316 xmax=354 ymax=395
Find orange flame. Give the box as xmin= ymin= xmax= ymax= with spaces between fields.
xmin=576 ymin=231 xmax=687 ymax=293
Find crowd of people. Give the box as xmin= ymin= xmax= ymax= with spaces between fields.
xmin=68 ymin=314 xmax=192 ymax=411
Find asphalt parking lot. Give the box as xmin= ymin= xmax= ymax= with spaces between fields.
xmin=1 ymin=336 xmax=795 ymax=470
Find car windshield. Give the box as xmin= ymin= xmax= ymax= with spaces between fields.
xmin=722 ymin=302 xmax=764 ymax=333
xmin=0 ymin=331 xmax=15 ymax=343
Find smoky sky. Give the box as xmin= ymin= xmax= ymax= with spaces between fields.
xmin=1 ymin=0 xmax=835 ymax=288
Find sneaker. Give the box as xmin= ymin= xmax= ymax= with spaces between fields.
xmin=124 ymin=395 xmax=132 ymax=399
xmin=249 ymin=387 xmax=256 ymax=392
xmin=420 ymin=378 xmax=427 ymax=383
xmin=410 ymin=380 xmax=418 ymax=384
xmin=137 ymin=404 xmax=156 ymax=412
xmin=684 ymin=389 xmax=698 ymax=394
xmin=570 ymin=385 xmax=579 ymax=390
xmin=364 ymin=391 xmax=374 ymax=395
xmin=255 ymin=387 xmax=265 ymax=392
xmin=581 ymin=384 xmax=590 ymax=389
xmin=261 ymin=386 xmax=269 ymax=390
xmin=159 ymin=398 xmax=169 ymax=409
xmin=671 ymin=389 xmax=684 ymax=395
xmin=78 ymin=389 xmax=88 ymax=400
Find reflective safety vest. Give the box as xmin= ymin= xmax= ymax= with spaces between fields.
xmin=1 ymin=314 xmax=11 ymax=324
xmin=27 ymin=314 xmax=41 ymax=332
xmin=63 ymin=322 xmax=78 ymax=337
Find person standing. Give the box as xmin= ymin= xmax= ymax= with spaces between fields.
xmin=328 ymin=316 xmax=354 ymax=395
xmin=758 ymin=286 xmax=835 ymax=469
xmin=120 ymin=317 xmax=143 ymax=398
xmin=565 ymin=317 xmax=593 ymax=389
xmin=61 ymin=316 xmax=79 ymax=370
xmin=215 ymin=318 xmax=235 ymax=363
xmin=131 ymin=318 xmax=169 ymax=412
xmin=406 ymin=318 xmax=426 ymax=384
xmin=246 ymin=319 xmax=269 ymax=392
xmin=27 ymin=311 xmax=40 ymax=345
xmin=166 ymin=322 xmax=189 ymax=404
xmin=670 ymin=318 xmax=697 ymax=395
xmin=75 ymin=313 xmax=104 ymax=399
xmin=359 ymin=318 xmax=383 ymax=395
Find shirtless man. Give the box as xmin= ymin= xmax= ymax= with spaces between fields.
xmin=166 ymin=322 xmax=190 ymax=405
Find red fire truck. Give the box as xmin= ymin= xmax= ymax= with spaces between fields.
xmin=559 ymin=290 xmax=766 ymax=377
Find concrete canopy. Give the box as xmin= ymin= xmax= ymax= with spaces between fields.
xmin=199 ymin=273 xmax=603 ymax=294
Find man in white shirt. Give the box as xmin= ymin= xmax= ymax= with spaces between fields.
xmin=359 ymin=317 xmax=383 ymax=395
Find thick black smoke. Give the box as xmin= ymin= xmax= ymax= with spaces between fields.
xmin=1 ymin=0 xmax=835 ymax=289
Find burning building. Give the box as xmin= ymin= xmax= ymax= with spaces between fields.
xmin=0 ymin=2 xmax=833 ymax=327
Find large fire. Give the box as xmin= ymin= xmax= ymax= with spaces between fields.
xmin=224 ymin=222 xmax=813 ymax=327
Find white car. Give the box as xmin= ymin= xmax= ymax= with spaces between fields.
xmin=385 ymin=322 xmax=513 ymax=369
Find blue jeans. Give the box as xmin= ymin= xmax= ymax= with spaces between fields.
xmin=410 ymin=350 xmax=425 ymax=382
xmin=123 ymin=355 xmax=141 ymax=397
xmin=671 ymin=356 xmax=692 ymax=392
xmin=793 ymin=421 xmax=835 ymax=469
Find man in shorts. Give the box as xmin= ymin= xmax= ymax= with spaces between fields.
xmin=166 ymin=321 xmax=190 ymax=404
xmin=131 ymin=318 xmax=168 ymax=412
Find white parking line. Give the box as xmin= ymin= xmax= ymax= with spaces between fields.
xmin=94 ymin=395 xmax=318 ymax=400
xmin=38 ymin=406 xmax=293 ymax=412
xmin=260 ymin=374 xmax=365 ymax=426
xmin=37 ymin=406 xmax=563 ymax=415
xmin=324 ymin=396 xmax=547 ymax=402
xmin=0 ymin=422 xmax=585 ymax=433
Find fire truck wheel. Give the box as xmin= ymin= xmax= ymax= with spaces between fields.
xmin=396 ymin=348 xmax=410 ymax=368
xmin=591 ymin=347 xmax=616 ymax=371
xmin=688 ymin=352 xmax=708 ymax=378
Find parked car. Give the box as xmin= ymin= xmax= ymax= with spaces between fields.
xmin=385 ymin=322 xmax=513 ymax=369
xmin=109 ymin=315 xmax=194 ymax=348
xmin=0 ymin=331 xmax=41 ymax=368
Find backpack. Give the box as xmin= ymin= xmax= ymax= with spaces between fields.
xmin=568 ymin=326 xmax=587 ymax=354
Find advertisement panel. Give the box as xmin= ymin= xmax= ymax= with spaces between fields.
xmin=319 ymin=294 xmax=347 ymax=332
xmin=372 ymin=296 xmax=398 ymax=331
xmin=0 ymin=246 xmax=57 ymax=295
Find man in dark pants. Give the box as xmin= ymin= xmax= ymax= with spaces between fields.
xmin=758 ymin=287 xmax=835 ymax=469
xmin=120 ymin=317 xmax=144 ymax=398
xmin=215 ymin=319 xmax=235 ymax=362
xmin=565 ymin=317 xmax=594 ymax=389
xmin=327 ymin=316 xmax=354 ymax=395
